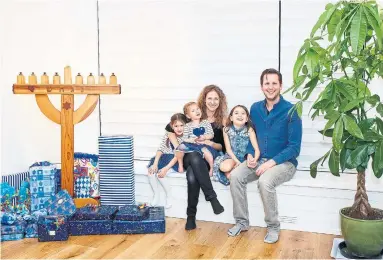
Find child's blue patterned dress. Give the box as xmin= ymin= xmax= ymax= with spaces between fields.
xmin=213 ymin=125 xmax=251 ymax=185
xmin=147 ymin=133 xmax=182 ymax=172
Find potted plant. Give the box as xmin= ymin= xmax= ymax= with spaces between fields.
xmin=287 ymin=0 xmax=383 ymax=257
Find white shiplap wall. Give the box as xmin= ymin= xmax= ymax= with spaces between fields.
xmin=1 ymin=0 xmax=100 ymax=174
xmin=99 ymin=0 xmax=280 ymax=160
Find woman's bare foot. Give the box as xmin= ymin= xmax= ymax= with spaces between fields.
xmin=178 ymin=165 xmax=184 ymax=173
xmin=209 ymin=168 xmax=213 ymax=177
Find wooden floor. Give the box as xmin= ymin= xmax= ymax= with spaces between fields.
xmin=1 ymin=218 xmax=338 ymax=259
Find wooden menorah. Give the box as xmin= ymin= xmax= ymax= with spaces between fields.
xmin=13 ymin=66 xmax=121 ymax=197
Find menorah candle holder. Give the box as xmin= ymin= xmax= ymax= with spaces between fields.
xmin=13 ymin=66 xmax=121 ymax=198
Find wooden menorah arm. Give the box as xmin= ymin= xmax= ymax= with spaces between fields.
xmin=13 ymin=84 xmax=121 ymax=95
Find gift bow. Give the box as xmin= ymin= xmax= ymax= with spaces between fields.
xmin=193 ymin=127 xmax=205 ymax=137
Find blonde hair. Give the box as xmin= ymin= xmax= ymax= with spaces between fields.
xmin=183 ymin=102 xmax=198 ymax=118
xmin=197 ymin=85 xmax=227 ymax=128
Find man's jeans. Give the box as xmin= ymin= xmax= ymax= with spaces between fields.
xmin=230 ymin=160 xmax=296 ymax=228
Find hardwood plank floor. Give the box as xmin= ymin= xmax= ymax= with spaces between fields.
xmin=1 ymin=218 xmax=338 ymax=259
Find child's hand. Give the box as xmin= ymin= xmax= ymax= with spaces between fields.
xmin=149 ymin=165 xmax=158 ymax=175
xmin=197 ymin=135 xmax=206 ymax=142
xmin=158 ymin=167 xmax=169 ymax=178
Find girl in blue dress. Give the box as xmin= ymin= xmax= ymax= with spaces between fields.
xmin=147 ymin=113 xmax=186 ymax=208
xmin=213 ymin=105 xmax=260 ymax=184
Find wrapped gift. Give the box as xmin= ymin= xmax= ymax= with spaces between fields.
xmin=0 ymin=233 xmax=24 ymax=241
xmin=98 ymin=136 xmax=135 ymax=206
xmin=43 ymin=190 xmax=76 ymax=216
xmin=1 ymin=219 xmax=26 ymax=235
xmin=111 ymin=207 xmax=165 ymax=234
xmin=1 ymin=182 xmax=16 ymax=212
xmin=74 ymin=153 xmax=100 ymax=198
xmin=69 ymin=220 xmax=113 ymax=236
xmin=25 ymin=223 xmax=38 ymax=238
xmin=71 ymin=205 xmax=118 ymax=221
xmin=37 ymin=215 xmax=69 ymax=242
xmin=115 ymin=205 xmax=149 ymax=221
xmin=29 ymin=161 xmax=57 ymax=212
xmin=1 ymin=211 xmax=17 ymax=225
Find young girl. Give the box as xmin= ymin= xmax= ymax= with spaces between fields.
xmin=147 ymin=113 xmax=187 ymax=208
xmin=213 ymin=105 xmax=260 ymax=183
xmin=177 ymin=102 xmax=220 ymax=177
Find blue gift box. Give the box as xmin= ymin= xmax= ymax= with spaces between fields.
xmin=1 ymin=219 xmax=26 ymax=235
xmin=71 ymin=205 xmax=118 ymax=221
xmin=0 ymin=233 xmax=24 ymax=241
xmin=37 ymin=215 xmax=69 ymax=242
xmin=69 ymin=220 xmax=113 ymax=236
xmin=115 ymin=205 xmax=150 ymax=221
xmin=111 ymin=207 xmax=165 ymax=234
xmin=43 ymin=190 xmax=76 ymax=217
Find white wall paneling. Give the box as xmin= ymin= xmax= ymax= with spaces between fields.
xmin=1 ymin=0 xmax=100 ymax=174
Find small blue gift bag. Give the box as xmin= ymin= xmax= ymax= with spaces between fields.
xmin=37 ymin=215 xmax=69 ymax=242
xmin=44 ymin=190 xmax=76 ymax=217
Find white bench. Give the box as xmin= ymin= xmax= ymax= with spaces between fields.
xmin=134 ymin=160 xmax=383 ymax=235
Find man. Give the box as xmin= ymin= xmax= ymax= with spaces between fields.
xmin=227 ymin=68 xmax=303 ymax=243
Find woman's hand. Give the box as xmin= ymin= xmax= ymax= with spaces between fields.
xmin=158 ymin=167 xmax=169 ymax=178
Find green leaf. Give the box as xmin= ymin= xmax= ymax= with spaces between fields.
xmin=343 ymin=115 xmax=364 ymax=139
xmin=363 ymin=130 xmax=383 ymax=141
xmin=329 ymin=150 xmax=340 ymax=176
xmin=296 ymin=101 xmax=303 ymax=117
xmin=366 ymin=94 xmax=380 ymax=106
xmin=313 ymin=99 xmax=331 ymax=110
xmin=346 ymin=145 xmax=369 ymax=169
xmin=340 ymin=148 xmax=351 ymax=172
xmin=302 ymin=65 xmax=308 ymax=75
xmin=311 ymin=10 xmax=329 ymax=37
xmin=372 ymin=153 xmax=383 ymax=178
xmin=345 ymin=138 xmax=358 ymax=149
xmin=376 ymin=117 xmax=383 ymax=134
xmin=358 ymin=118 xmax=375 ymax=131
xmin=341 ymin=99 xmax=361 ymax=112
xmin=328 ymin=10 xmax=342 ymax=41
xmin=367 ymin=143 xmax=376 ymax=156
xmin=377 ymin=103 xmax=383 ymax=117
xmin=305 ymin=48 xmax=319 ymax=76
xmin=310 ymin=150 xmax=331 ymax=178
xmin=319 ymin=128 xmax=333 ymax=138
xmin=335 ymin=5 xmax=358 ymax=41
xmin=293 ymin=53 xmax=306 ymax=84
xmin=333 ymin=118 xmax=343 ymax=152
xmin=336 ymin=81 xmax=354 ymax=101
xmin=351 ymin=7 xmax=368 ymax=54
xmin=374 ymin=141 xmax=383 ymax=170
xmin=323 ymin=111 xmax=341 ymax=136
xmin=302 ymin=77 xmax=319 ymax=101
xmin=364 ymin=5 xmax=383 ymax=49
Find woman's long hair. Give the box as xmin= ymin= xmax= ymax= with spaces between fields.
xmin=225 ymin=105 xmax=254 ymax=133
xmin=197 ymin=85 xmax=228 ymax=129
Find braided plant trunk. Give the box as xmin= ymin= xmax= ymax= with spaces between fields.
xmin=348 ymin=171 xmax=373 ymax=219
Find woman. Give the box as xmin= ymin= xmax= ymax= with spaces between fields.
xmin=166 ymin=85 xmax=228 ymax=230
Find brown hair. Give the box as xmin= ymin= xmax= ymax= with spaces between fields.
xmin=197 ymin=85 xmax=227 ymax=128
xmin=183 ymin=101 xmax=198 ymax=118
xmin=170 ymin=113 xmax=187 ymax=126
xmin=260 ymin=68 xmax=282 ymax=85
xmin=225 ymin=105 xmax=254 ymax=133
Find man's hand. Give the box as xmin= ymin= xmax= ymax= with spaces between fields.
xmin=255 ymin=159 xmax=276 ymax=176
xmin=247 ymin=154 xmax=257 ymax=168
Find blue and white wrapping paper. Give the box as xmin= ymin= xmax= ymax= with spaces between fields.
xmin=71 ymin=205 xmax=118 ymax=221
xmin=43 ymin=190 xmax=76 ymax=217
xmin=115 ymin=205 xmax=150 ymax=221
xmin=37 ymin=215 xmax=69 ymax=242
xmin=98 ymin=135 xmax=135 ymax=206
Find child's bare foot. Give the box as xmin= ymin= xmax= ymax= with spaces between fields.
xmin=225 ymin=172 xmax=231 ymax=179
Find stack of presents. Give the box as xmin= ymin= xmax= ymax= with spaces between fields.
xmin=1 ymin=136 xmax=165 ymax=242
